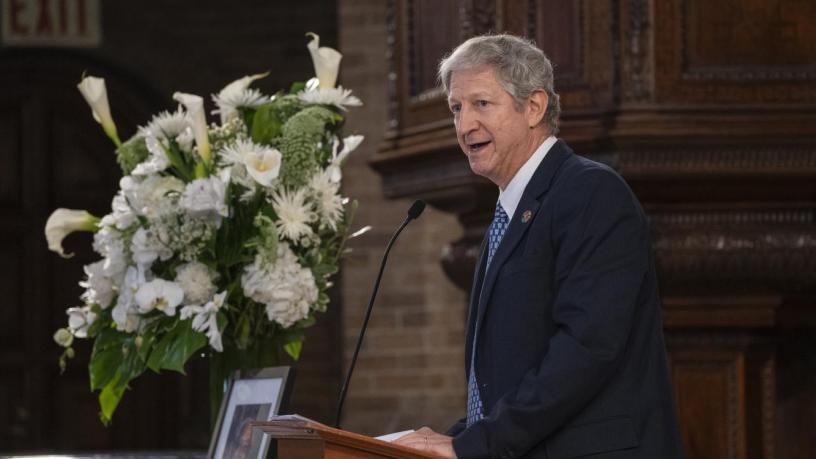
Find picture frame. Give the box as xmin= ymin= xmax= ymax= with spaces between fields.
xmin=208 ymin=366 xmax=294 ymax=459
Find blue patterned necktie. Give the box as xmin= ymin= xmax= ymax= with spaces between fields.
xmin=467 ymin=201 xmax=509 ymax=426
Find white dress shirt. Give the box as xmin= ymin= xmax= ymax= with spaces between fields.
xmin=498 ymin=136 xmax=557 ymax=220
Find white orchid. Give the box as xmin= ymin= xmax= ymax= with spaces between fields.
xmin=45 ymin=209 xmax=100 ymax=258
xmin=112 ymin=266 xmax=145 ymax=332
xmin=306 ymin=32 xmax=342 ymax=88
xmin=135 ymin=278 xmax=184 ymax=316
xmin=212 ymin=72 xmax=269 ymax=123
xmin=77 ymin=76 xmax=121 ymax=146
xmin=180 ymin=291 xmax=226 ymax=352
xmin=327 ymin=135 xmax=364 ymax=183
xmin=172 ymin=92 xmax=211 ymax=168
xmin=221 ymin=139 xmax=282 ymax=188
xmin=67 ymin=306 xmax=97 ymax=338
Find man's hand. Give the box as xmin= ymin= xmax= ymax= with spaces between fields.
xmin=393 ymin=426 xmax=456 ymax=458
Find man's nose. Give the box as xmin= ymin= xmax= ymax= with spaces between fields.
xmin=457 ymin=105 xmax=479 ymax=135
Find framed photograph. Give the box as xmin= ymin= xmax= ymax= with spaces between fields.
xmin=208 ymin=366 xmax=294 ymax=459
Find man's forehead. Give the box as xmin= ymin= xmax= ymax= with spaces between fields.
xmin=447 ymin=69 xmax=503 ymax=100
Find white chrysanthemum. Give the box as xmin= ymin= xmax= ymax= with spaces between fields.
xmin=80 ymin=260 xmax=116 ymax=309
xmin=180 ymin=291 xmax=226 ymax=352
xmin=112 ymin=266 xmax=146 ymax=332
xmin=241 ymin=244 xmax=318 ymax=328
xmin=140 ymin=108 xmax=190 ymax=140
xmin=213 ymin=88 xmax=266 ymax=122
xmin=297 ymin=86 xmax=362 ymax=111
xmin=135 ymin=278 xmax=184 ymax=316
xmin=271 ymin=188 xmax=315 ymax=241
xmin=212 ymin=73 xmax=269 ymax=123
xmin=180 ymin=175 xmax=229 ymax=219
xmin=131 ymin=227 xmax=172 ymax=267
xmin=175 ymin=261 xmax=218 ymax=305
xmin=67 ymin=306 xmax=97 ymax=338
xmin=220 ymin=139 xmax=282 ymax=188
xmin=309 ymin=170 xmax=344 ymax=230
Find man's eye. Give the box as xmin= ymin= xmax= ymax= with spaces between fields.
xmin=476 ymin=100 xmax=489 ymax=107
xmin=450 ymin=105 xmax=461 ymax=113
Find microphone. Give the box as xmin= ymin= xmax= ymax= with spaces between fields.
xmin=334 ymin=200 xmax=426 ymax=428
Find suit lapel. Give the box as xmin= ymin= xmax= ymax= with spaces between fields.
xmin=473 ymin=140 xmax=573 ymax=336
xmin=465 ymin=234 xmax=489 ymax=368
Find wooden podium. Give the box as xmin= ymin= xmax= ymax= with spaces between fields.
xmin=247 ymin=416 xmax=441 ymax=459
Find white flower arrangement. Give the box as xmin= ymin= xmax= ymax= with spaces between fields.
xmin=45 ymin=33 xmax=363 ymax=424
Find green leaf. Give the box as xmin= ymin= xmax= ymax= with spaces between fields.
xmin=250 ymin=103 xmax=283 ymax=144
xmin=89 ymin=328 xmax=127 ymax=391
xmin=283 ymin=340 xmax=302 ymax=361
xmin=162 ymin=142 xmax=194 ymax=182
xmin=99 ymin=373 xmax=127 ymax=425
xmin=289 ymin=81 xmax=306 ymax=94
xmin=146 ymin=319 xmax=207 ymax=373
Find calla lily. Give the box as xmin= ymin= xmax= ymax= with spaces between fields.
xmin=45 ymin=209 xmax=100 ymax=258
xmin=213 ymin=72 xmax=269 ymax=123
xmin=77 ymin=76 xmax=122 ymax=147
xmin=306 ymin=32 xmax=342 ymax=88
xmin=172 ymin=92 xmax=211 ymax=169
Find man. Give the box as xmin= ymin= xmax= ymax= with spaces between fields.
xmin=395 ymin=34 xmax=684 ymax=458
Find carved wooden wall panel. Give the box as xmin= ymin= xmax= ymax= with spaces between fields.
xmin=377 ymin=0 xmax=816 ymax=457
xmin=655 ymin=0 xmax=816 ymax=104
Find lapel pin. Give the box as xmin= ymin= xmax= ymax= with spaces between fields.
xmin=521 ymin=210 xmax=532 ymax=223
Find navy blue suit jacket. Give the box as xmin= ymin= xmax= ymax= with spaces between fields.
xmin=449 ymin=140 xmax=684 ymax=459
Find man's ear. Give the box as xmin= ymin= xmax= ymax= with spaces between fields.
xmin=526 ymin=90 xmax=549 ymax=127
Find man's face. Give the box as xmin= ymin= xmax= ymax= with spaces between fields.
xmin=448 ymin=68 xmax=541 ymax=189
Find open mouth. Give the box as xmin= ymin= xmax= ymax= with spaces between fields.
xmin=467 ymin=141 xmax=491 ymax=152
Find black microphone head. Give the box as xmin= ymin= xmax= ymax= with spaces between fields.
xmin=407 ymin=200 xmax=426 ymax=220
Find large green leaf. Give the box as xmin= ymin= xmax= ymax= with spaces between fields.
xmin=146 ymin=319 xmax=207 ymax=373
xmin=89 ymin=327 xmax=127 ymax=391
xmin=99 ymin=372 xmax=127 ymax=425
xmin=250 ymin=103 xmax=283 ymax=144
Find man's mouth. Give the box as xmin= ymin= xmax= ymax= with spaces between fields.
xmin=467 ymin=141 xmax=491 ymax=152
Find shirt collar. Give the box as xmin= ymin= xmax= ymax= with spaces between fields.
xmin=499 ymin=136 xmax=557 ymax=220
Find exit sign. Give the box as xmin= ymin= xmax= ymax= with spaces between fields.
xmin=1 ymin=0 xmax=100 ymax=47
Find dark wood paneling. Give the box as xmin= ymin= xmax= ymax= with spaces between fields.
xmin=408 ymin=0 xmax=459 ymax=98
xmin=0 ymin=240 xmax=24 ymax=346
xmin=536 ymin=0 xmax=582 ymax=82
xmin=0 ymin=107 xmax=21 ymax=210
xmin=655 ymin=0 xmax=816 ymax=104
